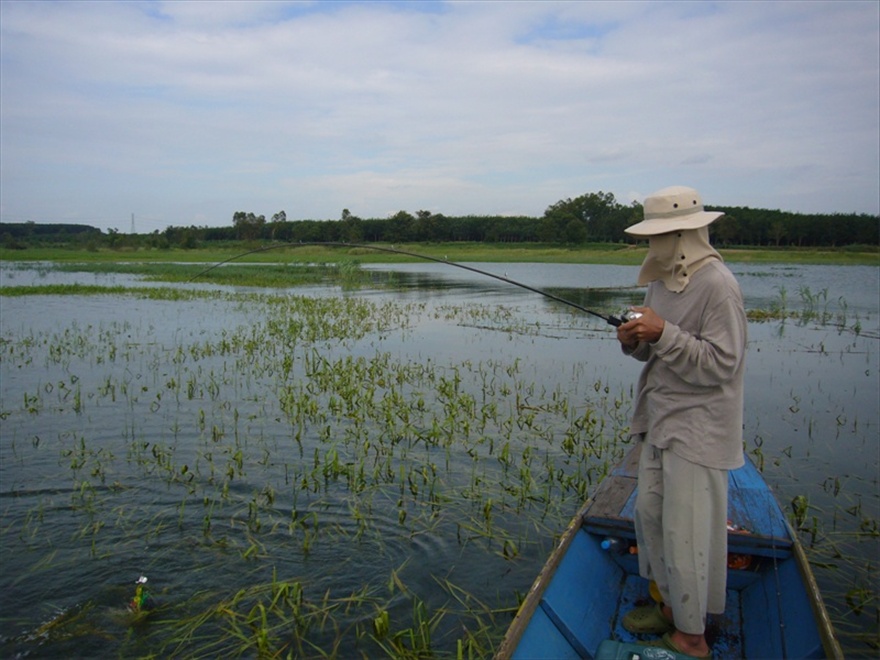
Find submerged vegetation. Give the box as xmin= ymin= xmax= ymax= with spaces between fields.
xmin=0 ymin=260 xmax=877 ymax=657
xmin=746 ymin=285 xmax=871 ymax=337
xmin=0 ymin=282 xmax=633 ymax=657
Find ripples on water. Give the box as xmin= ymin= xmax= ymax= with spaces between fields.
xmin=0 ymin=261 xmax=877 ymax=657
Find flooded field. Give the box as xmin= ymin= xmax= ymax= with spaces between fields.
xmin=1 ymin=260 xmax=877 ymax=657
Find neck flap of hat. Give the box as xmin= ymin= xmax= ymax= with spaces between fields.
xmin=638 ymin=226 xmax=722 ymax=293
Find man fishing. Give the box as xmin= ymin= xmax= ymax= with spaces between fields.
xmin=616 ymin=186 xmax=747 ymax=659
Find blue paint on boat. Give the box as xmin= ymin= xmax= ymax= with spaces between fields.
xmin=497 ymin=444 xmax=842 ymax=659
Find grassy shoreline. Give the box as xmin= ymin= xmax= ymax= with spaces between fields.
xmin=1 ymin=242 xmax=877 ymax=266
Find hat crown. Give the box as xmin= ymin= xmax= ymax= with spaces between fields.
xmin=644 ymin=186 xmax=704 ymax=220
xmin=625 ymin=185 xmax=721 ymax=236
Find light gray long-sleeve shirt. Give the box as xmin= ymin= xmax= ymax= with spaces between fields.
xmin=625 ymin=260 xmax=747 ymax=470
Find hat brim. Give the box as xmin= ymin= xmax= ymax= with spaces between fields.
xmin=624 ymin=211 xmax=723 ymax=236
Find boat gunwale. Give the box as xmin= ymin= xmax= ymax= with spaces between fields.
xmin=495 ymin=445 xmax=844 ymax=659
xmin=494 ymin=499 xmax=593 ymax=660
xmin=788 ymin=516 xmax=844 ymax=659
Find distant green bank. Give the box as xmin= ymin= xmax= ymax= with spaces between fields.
xmin=0 ymin=242 xmax=877 ymax=267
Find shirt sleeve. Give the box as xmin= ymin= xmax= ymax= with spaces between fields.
xmin=651 ymin=291 xmax=747 ymax=387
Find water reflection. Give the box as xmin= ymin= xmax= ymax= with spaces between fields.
xmin=543 ymin=286 xmax=644 ymax=315
xmin=0 ymin=260 xmax=877 ymax=657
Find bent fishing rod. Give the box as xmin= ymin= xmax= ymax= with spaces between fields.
xmin=188 ymin=241 xmax=640 ymax=327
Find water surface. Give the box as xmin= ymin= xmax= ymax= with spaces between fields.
xmin=1 ymin=261 xmax=877 ymax=657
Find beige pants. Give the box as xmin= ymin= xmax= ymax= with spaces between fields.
xmin=634 ymin=441 xmax=728 ymax=635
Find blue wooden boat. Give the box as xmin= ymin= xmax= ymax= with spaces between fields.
xmin=496 ymin=444 xmax=842 ymax=659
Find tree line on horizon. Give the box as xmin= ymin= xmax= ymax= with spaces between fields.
xmin=3 ymin=191 xmax=878 ymax=250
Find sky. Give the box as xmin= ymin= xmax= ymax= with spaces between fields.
xmin=1 ymin=1 xmax=878 ymax=234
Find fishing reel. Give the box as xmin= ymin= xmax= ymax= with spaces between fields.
xmin=608 ymin=310 xmax=643 ymax=327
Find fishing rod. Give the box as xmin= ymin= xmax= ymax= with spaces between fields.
xmin=188 ymin=241 xmax=640 ymax=327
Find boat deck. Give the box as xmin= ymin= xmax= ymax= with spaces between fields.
xmin=501 ymin=443 xmax=838 ymax=659
xmin=526 ymin=528 xmax=746 ymax=659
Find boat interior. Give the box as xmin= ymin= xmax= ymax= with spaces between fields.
xmin=507 ymin=445 xmax=834 ymax=659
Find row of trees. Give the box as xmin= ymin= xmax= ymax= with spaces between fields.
xmin=3 ymin=192 xmax=878 ymax=250
xmin=208 ymin=192 xmax=880 ymax=248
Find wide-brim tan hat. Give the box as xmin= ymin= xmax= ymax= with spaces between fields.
xmin=625 ymin=185 xmax=723 ymax=236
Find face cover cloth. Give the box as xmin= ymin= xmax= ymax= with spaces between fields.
xmin=637 ymin=226 xmax=722 ymax=293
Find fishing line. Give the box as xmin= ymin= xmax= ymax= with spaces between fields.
xmin=188 ymin=242 xmax=638 ymax=326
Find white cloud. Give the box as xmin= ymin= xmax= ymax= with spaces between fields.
xmin=1 ymin=0 xmax=877 ymax=232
